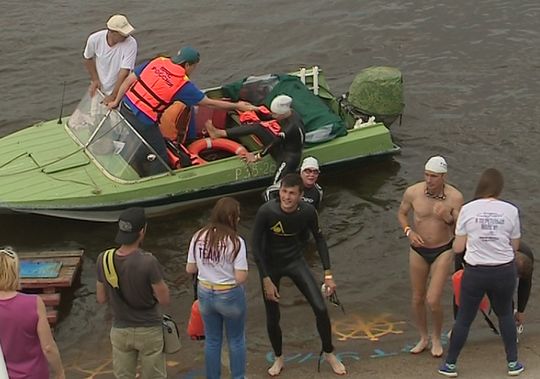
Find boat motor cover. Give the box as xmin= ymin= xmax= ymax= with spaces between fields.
xmin=348 ymin=66 xmax=404 ymax=117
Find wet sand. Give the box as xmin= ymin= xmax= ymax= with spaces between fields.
xmin=62 ymin=301 xmax=539 ymax=378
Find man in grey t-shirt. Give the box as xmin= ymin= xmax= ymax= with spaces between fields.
xmin=96 ymin=207 xmax=170 ymax=378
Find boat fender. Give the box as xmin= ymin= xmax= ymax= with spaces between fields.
xmin=452 ymin=269 xmax=490 ymax=313
xmin=187 ymin=300 xmax=205 ymax=340
xmin=187 ymin=138 xmax=248 ymax=164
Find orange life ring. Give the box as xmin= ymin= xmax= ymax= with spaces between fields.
xmin=187 ymin=138 xmax=248 ymax=164
xmin=452 ymin=269 xmax=490 ymax=313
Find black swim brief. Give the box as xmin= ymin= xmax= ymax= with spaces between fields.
xmin=411 ymin=240 xmax=454 ymax=265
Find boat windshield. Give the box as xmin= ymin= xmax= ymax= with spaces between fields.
xmin=66 ymin=91 xmax=169 ymax=181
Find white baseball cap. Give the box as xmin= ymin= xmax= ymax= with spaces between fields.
xmin=425 ymin=156 xmax=447 ymax=173
xmin=270 ymin=95 xmax=292 ymax=115
xmin=301 ymin=157 xmax=319 ymax=172
xmin=107 ymin=15 xmax=135 ymax=37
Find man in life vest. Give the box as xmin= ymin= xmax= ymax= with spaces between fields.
xmin=206 ymin=94 xmax=305 ymax=183
xmin=106 ymin=46 xmax=259 ymax=176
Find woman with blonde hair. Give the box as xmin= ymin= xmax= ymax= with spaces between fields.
xmin=186 ymin=197 xmax=248 ymax=379
xmin=0 ymin=247 xmax=65 ymax=379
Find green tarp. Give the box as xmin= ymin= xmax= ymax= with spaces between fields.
xmin=223 ymin=75 xmax=347 ymax=142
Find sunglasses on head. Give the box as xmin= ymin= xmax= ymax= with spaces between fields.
xmin=0 ymin=247 xmax=16 ymax=259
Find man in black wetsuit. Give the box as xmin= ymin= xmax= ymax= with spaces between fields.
xmin=263 ymin=156 xmax=323 ymax=209
xmin=206 ymin=95 xmax=305 ymax=184
xmin=252 ymin=173 xmax=346 ymax=376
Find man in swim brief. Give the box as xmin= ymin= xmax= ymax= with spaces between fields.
xmin=398 ymin=156 xmax=464 ymax=358
xmin=412 ymin=240 xmax=454 ymax=265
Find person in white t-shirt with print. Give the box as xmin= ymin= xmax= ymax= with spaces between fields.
xmin=83 ymin=14 xmax=137 ymax=103
xmin=186 ymin=197 xmax=248 ymax=379
xmin=439 ymin=168 xmax=524 ymax=378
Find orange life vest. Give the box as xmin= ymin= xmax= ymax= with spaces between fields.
xmin=238 ymin=106 xmax=281 ymax=136
xmin=126 ymin=57 xmax=190 ymax=122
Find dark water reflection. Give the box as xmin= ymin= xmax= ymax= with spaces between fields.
xmin=1 ymin=0 xmax=540 ymax=376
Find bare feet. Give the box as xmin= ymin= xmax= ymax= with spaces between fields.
xmin=431 ymin=338 xmax=443 ymax=358
xmin=267 ymin=356 xmax=284 ymax=377
xmin=205 ymin=120 xmax=226 ymax=139
xmin=324 ymin=352 xmax=347 ymax=375
xmin=409 ymin=339 xmax=429 ymax=354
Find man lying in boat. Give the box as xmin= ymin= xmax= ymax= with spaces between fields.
xmin=205 ymin=94 xmax=305 ymax=183
xmin=106 ymin=46 xmax=258 ymax=176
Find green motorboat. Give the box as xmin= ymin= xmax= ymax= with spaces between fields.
xmin=0 ymin=66 xmax=403 ymax=222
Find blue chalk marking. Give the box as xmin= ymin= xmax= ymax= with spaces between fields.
xmin=370 ymin=349 xmax=398 ymax=358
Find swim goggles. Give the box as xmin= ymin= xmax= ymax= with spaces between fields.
xmin=321 ymin=283 xmax=345 ymax=314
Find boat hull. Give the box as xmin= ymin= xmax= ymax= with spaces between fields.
xmin=0 ymin=67 xmax=401 ymax=222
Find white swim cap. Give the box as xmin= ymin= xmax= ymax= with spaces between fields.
xmin=301 ymin=157 xmax=319 ymax=172
xmin=425 ymin=156 xmax=447 ymax=173
xmin=270 ymin=95 xmax=292 ymax=115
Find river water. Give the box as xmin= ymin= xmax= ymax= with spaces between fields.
xmin=1 ymin=0 xmax=539 ymax=377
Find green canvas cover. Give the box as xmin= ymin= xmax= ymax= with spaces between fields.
xmin=223 ymin=75 xmax=347 ymax=142
xmin=347 ymin=66 xmax=404 ymax=117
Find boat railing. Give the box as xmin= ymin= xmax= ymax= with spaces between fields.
xmin=66 ymin=91 xmax=172 ymax=182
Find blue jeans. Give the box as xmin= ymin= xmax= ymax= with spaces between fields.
xmin=198 ymin=285 xmax=246 ymax=379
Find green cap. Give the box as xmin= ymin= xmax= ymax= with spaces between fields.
xmin=171 ymin=46 xmax=200 ymax=65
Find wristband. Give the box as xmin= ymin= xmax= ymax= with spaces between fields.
xmin=404 ymin=226 xmax=412 ymax=236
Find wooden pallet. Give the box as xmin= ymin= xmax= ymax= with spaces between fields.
xmin=18 ymin=249 xmax=84 ymax=326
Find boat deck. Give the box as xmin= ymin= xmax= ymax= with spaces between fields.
xmin=18 ymin=249 xmax=84 ymax=325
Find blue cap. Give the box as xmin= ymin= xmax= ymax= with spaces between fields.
xmin=171 ymin=46 xmax=200 ymax=65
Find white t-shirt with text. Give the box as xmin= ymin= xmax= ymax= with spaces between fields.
xmin=83 ymin=30 xmax=137 ymax=95
xmin=187 ymin=230 xmax=248 ymax=285
xmin=455 ymin=198 xmax=520 ymax=265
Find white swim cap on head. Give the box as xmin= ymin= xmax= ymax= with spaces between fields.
xmin=425 ymin=156 xmax=447 ymax=173
xmin=301 ymin=156 xmax=319 ymax=172
xmin=270 ymin=95 xmax=292 ymax=115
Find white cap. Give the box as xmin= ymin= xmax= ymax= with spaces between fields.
xmin=425 ymin=156 xmax=447 ymax=173
xmin=301 ymin=156 xmax=319 ymax=172
xmin=107 ymin=15 xmax=135 ymax=37
xmin=270 ymin=95 xmax=292 ymax=115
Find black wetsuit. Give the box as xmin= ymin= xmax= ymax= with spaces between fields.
xmin=516 ymin=242 xmax=534 ymax=313
xmin=252 ymin=199 xmax=333 ymax=356
xmin=227 ymin=110 xmax=305 ymax=183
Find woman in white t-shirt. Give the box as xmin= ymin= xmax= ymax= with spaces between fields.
xmin=439 ymin=169 xmax=524 ymax=377
xmin=186 ymin=197 xmax=248 ymax=379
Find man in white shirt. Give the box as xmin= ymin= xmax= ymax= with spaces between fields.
xmin=83 ymin=14 xmax=137 ymax=103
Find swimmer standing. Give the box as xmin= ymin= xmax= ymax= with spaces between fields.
xmin=397 ymin=156 xmax=464 ymax=357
